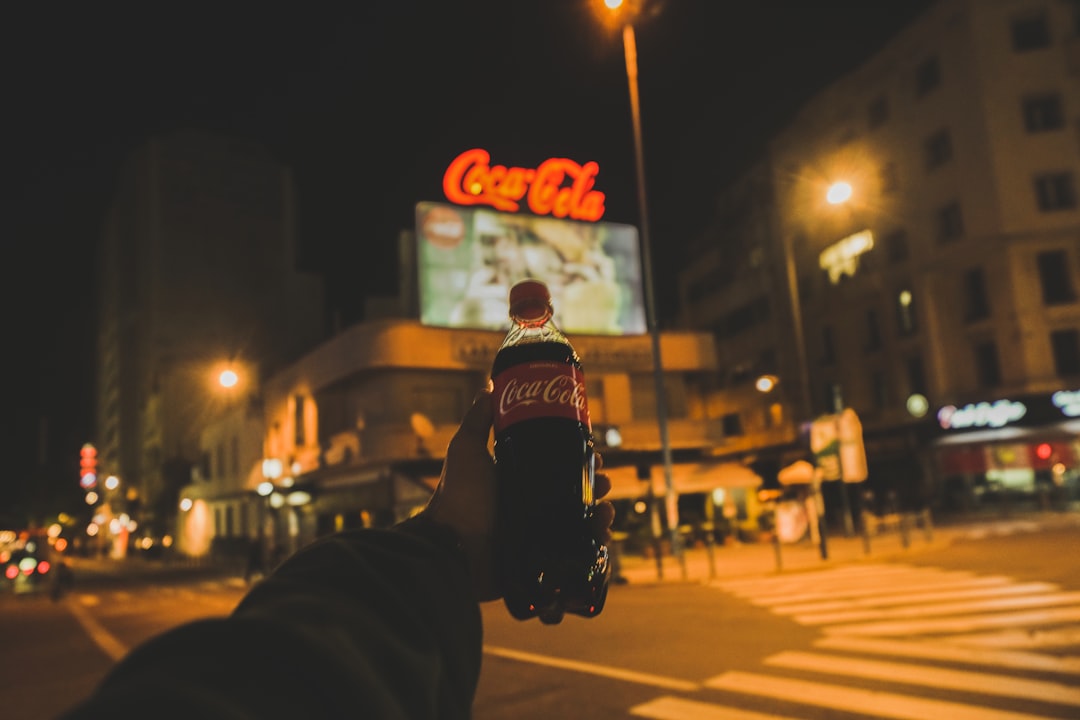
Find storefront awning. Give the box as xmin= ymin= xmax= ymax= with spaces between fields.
xmin=603 ymin=462 xmax=762 ymax=501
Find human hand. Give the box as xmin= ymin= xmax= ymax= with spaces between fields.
xmin=423 ymin=387 xmax=614 ymax=602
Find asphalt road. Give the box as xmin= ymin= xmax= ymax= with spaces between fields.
xmin=3 ymin=521 xmax=1079 ymax=719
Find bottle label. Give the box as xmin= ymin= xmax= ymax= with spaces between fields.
xmin=492 ymin=361 xmax=591 ymax=432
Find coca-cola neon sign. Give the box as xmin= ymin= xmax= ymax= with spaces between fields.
xmin=442 ymin=148 xmax=606 ymax=222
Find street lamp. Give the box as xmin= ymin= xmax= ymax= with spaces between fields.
xmin=603 ymin=0 xmax=683 ymax=579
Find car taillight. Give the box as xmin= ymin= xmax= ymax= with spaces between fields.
xmin=37 ymin=560 xmax=50 ymax=574
xmin=4 ymin=565 xmax=17 ymax=580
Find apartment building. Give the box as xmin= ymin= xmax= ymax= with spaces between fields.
xmin=96 ymin=131 xmax=324 ymax=540
xmin=679 ymin=0 xmax=1080 ymax=513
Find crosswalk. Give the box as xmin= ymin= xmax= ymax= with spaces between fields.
xmin=632 ymin=564 xmax=1080 ymax=720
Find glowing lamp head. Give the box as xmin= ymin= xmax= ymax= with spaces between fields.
xmin=604 ymin=0 xmax=624 ymax=8
xmin=179 ymin=497 xmax=193 ymax=512
xmin=219 ymin=369 xmax=239 ymax=388
xmin=826 ymin=181 xmax=853 ymax=205
xmin=755 ymin=375 xmax=778 ymax=393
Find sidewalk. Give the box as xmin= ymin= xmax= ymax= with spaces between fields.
xmin=615 ymin=510 xmax=1080 ymax=586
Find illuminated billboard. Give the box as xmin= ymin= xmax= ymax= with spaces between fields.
xmin=415 ymin=201 xmax=646 ymax=335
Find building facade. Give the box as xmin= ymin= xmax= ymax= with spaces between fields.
xmin=96 ymin=130 xmax=325 ymax=543
xmin=173 ymin=307 xmax=786 ymax=558
xmin=678 ymin=0 xmax=1080 ymax=516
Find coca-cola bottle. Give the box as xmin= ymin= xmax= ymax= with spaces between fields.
xmin=491 ymin=279 xmax=610 ymax=624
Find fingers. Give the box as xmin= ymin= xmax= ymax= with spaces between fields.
xmin=594 ymin=471 xmax=612 ymax=500
xmin=590 ymin=501 xmax=615 ymax=545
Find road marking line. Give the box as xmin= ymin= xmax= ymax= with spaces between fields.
xmin=945 ymin=627 xmax=1080 ymax=649
xmin=824 ymin=605 xmax=1080 ymax=636
xmin=773 ymin=581 xmax=1058 ymax=614
xmin=795 ymin=591 xmax=1080 ymax=625
xmin=630 ymin=696 xmax=801 ymax=720
xmin=483 ymin=645 xmax=699 ymax=692
xmin=719 ymin=565 xmax=944 ymax=596
xmin=717 ymin=563 xmax=905 ymax=589
xmin=735 ymin=574 xmax=1000 ymax=606
xmin=705 ymin=671 xmax=1054 ymax=720
xmin=77 ymin=593 xmax=101 ymax=607
xmin=65 ymin=598 xmax=129 ymax=661
xmin=815 ymin=635 xmax=1080 ymax=674
xmin=766 ymin=650 xmax=1080 ymax=705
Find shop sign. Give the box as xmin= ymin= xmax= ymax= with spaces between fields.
xmin=1051 ymin=389 xmax=1080 ymax=417
xmin=937 ymin=399 xmax=1027 ymax=430
xmin=442 ymin=148 xmax=606 ymax=222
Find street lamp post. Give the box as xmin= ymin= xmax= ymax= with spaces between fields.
xmin=609 ymin=1 xmax=684 ymax=579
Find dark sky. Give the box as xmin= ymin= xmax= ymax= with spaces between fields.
xmin=4 ymin=0 xmax=934 ymax=518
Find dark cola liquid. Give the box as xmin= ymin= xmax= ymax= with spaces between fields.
xmin=492 ymin=341 xmax=610 ymax=624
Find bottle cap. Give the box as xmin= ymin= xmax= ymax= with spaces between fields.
xmin=508 ymin=279 xmax=551 ymax=322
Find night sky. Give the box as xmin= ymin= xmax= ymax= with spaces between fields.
xmin=4 ymin=0 xmax=934 ymax=520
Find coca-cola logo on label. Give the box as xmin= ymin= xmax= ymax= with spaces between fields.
xmin=492 ymin=362 xmax=590 ymax=431
xmin=499 ymin=374 xmax=587 ymax=417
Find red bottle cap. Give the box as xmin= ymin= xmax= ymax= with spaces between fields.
xmin=508 ymin=279 xmax=551 ymax=322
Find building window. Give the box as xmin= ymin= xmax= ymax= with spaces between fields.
xmin=906 ymin=355 xmax=927 ymax=395
xmin=825 ymin=382 xmax=844 ymax=414
xmin=868 ymin=96 xmax=889 ymax=129
xmin=936 ymin=202 xmax=965 ymax=242
xmin=924 ymin=129 xmax=953 ymax=170
xmin=215 ymin=507 xmax=223 ymax=536
xmin=880 ymin=162 xmax=899 ymax=194
xmin=821 ymin=326 xmax=836 ymax=364
xmin=1037 ymin=250 xmax=1077 ymax=305
xmin=865 ymin=309 xmax=882 ymax=352
xmin=871 ymin=370 xmax=889 ymax=410
xmin=963 ymin=267 xmax=990 ymax=321
xmin=915 ymin=56 xmax=941 ymax=97
xmin=215 ymin=444 xmax=225 ymax=479
xmin=1011 ymin=12 xmax=1050 ymax=52
xmin=230 ymin=435 xmax=239 ymax=476
xmin=294 ymin=395 xmax=306 ymax=447
xmin=896 ymin=289 xmax=918 ymax=335
xmin=1035 ymin=172 xmax=1077 ymax=212
xmin=1023 ymin=94 xmax=1064 ymax=133
xmin=225 ymin=506 xmax=234 ymax=537
xmin=721 ymin=413 xmax=743 ymax=437
xmin=1051 ymin=329 xmax=1080 ymax=376
xmin=974 ymin=340 xmax=1002 ymax=388
xmin=885 ymin=229 xmax=908 ymax=263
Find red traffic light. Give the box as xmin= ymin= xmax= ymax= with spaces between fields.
xmin=1035 ymin=443 xmax=1053 ymax=460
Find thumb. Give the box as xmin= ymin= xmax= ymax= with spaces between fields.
xmin=456 ymin=387 xmax=494 ymax=443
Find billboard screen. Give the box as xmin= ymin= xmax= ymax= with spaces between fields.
xmin=415 ymin=202 xmax=646 ymax=335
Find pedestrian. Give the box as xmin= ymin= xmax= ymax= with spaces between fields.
xmin=49 ymin=560 xmax=74 ymax=602
xmin=58 ymin=387 xmax=615 ymax=719
xmin=243 ymin=537 xmax=265 ymax=585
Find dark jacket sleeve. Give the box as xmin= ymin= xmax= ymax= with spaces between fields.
xmin=59 ymin=520 xmax=482 ymax=720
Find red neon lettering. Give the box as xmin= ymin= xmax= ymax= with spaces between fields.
xmin=443 ymin=148 xmax=606 ymax=221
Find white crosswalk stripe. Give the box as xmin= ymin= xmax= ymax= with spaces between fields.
xmin=629 ymin=563 xmax=1080 ymax=719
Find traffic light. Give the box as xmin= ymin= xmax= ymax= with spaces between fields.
xmin=79 ymin=443 xmax=97 ymax=489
